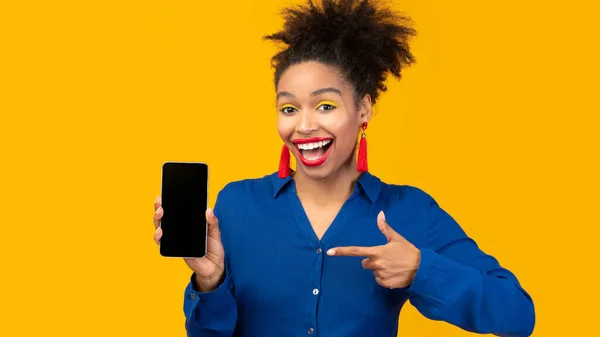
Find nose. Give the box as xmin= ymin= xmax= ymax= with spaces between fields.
xmin=296 ymin=109 xmax=318 ymax=135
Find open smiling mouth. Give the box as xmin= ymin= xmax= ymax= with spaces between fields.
xmin=292 ymin=137 xmax=334 ymax=167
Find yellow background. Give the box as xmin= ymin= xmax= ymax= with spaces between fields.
xmin=1 ymin=0 xmax=598 ymax=336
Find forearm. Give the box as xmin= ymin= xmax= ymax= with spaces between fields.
xmin=184 ymin=273 xmax=238 ymax=337
xmin=407 ymin=249 xmax=535 ymax=337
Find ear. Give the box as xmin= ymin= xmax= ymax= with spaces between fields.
xmin=358 ymin=93 xmax=373 ymax=124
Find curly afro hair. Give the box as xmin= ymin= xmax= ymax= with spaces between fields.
xmin=263 ymin=0 xmax=416 ymax=105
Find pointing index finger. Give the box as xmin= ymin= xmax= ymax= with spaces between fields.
xmin=327 ymin=246 xmax=377 ymax=257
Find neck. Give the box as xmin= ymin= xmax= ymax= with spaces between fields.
xmin=293 ymin=160 xmax=362 ymax=205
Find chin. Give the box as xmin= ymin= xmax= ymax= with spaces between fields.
xmin=298 ymin=165 xmax=334 ymax=180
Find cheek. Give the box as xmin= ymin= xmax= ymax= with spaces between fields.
xmin=277 ymin=116 xmax=295 ymax=140
xmin=336 ymin=128 xmax=358 ymax=153
xmin=324 ymin=117 xmax=358 ymax=152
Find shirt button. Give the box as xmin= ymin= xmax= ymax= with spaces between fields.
xmin=312 ymin=288 xmax=319 ymax=295
xmin=308 ymin=328 xmax=314 ymax=334
xmin=190 ymin=293 xmax=197 ymax=300
xmin=316 ymin=248 xmax=322 ymax=254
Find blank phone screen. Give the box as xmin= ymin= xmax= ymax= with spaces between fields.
xmin=160 ymin=162 xmax=208 ymax=258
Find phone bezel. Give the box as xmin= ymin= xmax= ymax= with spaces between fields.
xmin=159 ymin=161 xmax=209 ymax=259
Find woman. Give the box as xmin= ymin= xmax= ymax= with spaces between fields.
xmin=152 ymin=0 xmax=535 ymax=336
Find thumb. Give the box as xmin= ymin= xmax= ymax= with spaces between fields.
xmin=206 ymin=208 xmax=221 ymax=240
xmin=377 ymin=211 xmax=401 ymax=242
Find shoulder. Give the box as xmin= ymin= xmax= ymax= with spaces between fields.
xmin=375 ymin=179 xmax=462 ymax=242
xmin=212 ymin=172 xmax=280 ymax=243
xmin=213 ymin=172 xmax=278 ymax=213
xmin=378 ymin=178 xmax=465 ymax=235
xmin=217 ymin=172 xmax=276 ymax=197
xmin=376 ymin=178 xmax=437 ymax=210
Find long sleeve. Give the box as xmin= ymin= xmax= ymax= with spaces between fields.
xmin=183 ymin=266 xmax=237 ymax=337
xmin=182 ymin=185 xmax=238 ymax=337
xmin=406 ymin=195 xmax=536 ymax=337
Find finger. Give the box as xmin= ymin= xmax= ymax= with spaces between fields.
xmin=362 ymin=257 xmax=376 ymax=270
xmin=327 ymin=246 xmax=377 ymax=257
xmin=361 ymin=257 xmax=380 ymax=270
xmin=375 ymin=276 xmax=393 ymax=289
xmin=153 ymin=206 xmax=163 ymax=229
xmin=206 ymin=208 xmax=221 ymax=240
xmin=154 ymin=196 xmax=161 ymax=211
xmin=372 ymin=269 xmax=391 ymax=279
xmin=154 ymin=226 xmax=162 ymax=245
xmin=377 ymin=210 xmax=393 ymax=241
xmin=377 ymin=210 xmax=402 ymax=242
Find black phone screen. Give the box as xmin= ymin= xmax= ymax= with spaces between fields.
xmin=160 ymin=162 xmax=208 ymax=258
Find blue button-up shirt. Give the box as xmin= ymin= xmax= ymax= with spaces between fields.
xmin=182 ymin=172 xmax=535 ymax=337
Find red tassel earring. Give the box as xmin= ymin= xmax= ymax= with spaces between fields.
xmin=278 ymin=144 xmax=291 ymax=178
xmin=357 ymin=122 xmax=368 ymax=172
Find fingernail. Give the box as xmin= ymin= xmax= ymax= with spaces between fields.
xmin=207 ymin=208 xmax=213 ymax=216
xmin=327 ymin=249 xmax=335 ymax=256
xmin=379 ymin=210 xmax=386 ymax=221
xmin=156 ymin=196 xmax=160 ymax=202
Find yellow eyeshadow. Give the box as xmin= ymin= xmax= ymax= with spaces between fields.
xmin=281 ymin=104 xmax=297 ymax=109
xmin=317 ymin=100 xmax=338 ymax=107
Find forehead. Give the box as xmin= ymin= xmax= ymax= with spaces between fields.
xmin=277 ymin=61 xmax=349 ymax=97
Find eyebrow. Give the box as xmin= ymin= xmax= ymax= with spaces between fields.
xmin=276 ymin=87 xmax=342 ymax=100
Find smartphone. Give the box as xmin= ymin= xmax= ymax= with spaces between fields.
xmin=159 ymin=162 xmax=208 ymax=258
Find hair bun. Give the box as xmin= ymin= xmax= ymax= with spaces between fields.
xmin=264 ymin=0 xmax=416 ymax=104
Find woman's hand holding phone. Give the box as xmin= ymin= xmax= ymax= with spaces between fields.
xmin=153 ymin=196 xmax=226 ymax=292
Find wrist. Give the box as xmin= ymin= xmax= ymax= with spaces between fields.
xmin=194 ymin=269 xmax=225 ymax=292
xmin=409 ymin=248 xmax=421 ymax=284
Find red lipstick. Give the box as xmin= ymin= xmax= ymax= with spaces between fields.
xmin=292 ymin=137 xmax=332 ymax=145
xmin=292 ymin=137 xmax=334 ymax=167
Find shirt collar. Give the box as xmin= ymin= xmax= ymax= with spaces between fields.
xmin=272 ymin=171 xmax=294 ymax=198
xmin=271 ymin=171 xmax=381 ymax=203
xmin=354 ymin=171 xmax=381 ymax=203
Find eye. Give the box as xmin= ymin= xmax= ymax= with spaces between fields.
xmin=317 ymin=104 xmax=335 ymax=111
xmin=280 ymin=104 xmax=298 ymax=114
xmin=316 ymin=101 xmax=337 ymax=111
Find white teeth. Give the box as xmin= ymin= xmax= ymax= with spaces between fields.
xmin=298 ymin=140 xmax=331 ymax=150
